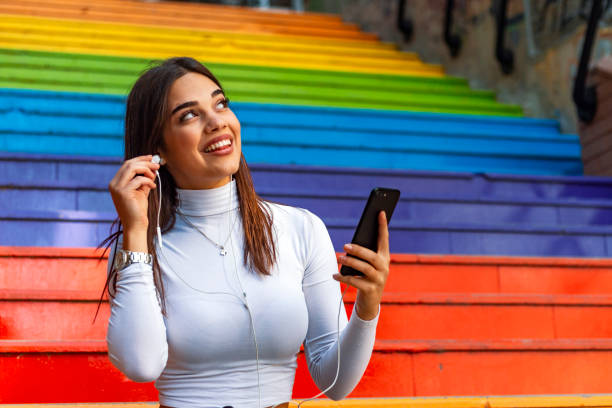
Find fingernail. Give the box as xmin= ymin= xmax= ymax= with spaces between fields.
xmin=344 ymin=243 xmax=352 ymax=250
xmin=339 ymin=255 xmax=346 ymax=262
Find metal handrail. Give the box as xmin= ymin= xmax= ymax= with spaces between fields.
xmin=397 ymin=0 xmax=414 ymax=41
xmin=495 ymin=0 xmax=514 ymax=74
xmin=444 ymin=0 xmax=462 ymax=57
xmin=572 ymin=0 xmax=603 ymax=123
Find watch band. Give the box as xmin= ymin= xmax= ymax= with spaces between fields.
xmin=114 ymin=249 xmax=153 ymax=271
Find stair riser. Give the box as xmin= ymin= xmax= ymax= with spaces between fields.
xmin=0 ymin=90 xmax=540 ymax=133
xmin=0 ymin=155 xmax=603 ymax=200
xmin=0 ymin=5 xmax=377 ymax=41
xmin=4 ymin=255 xmax=612 ymax=294
xmin=1 ymin=349 xmax=611 ymax=402
xmin=0 ymin=301 xmax=109 ymax=339
xmin=2 ymin=217 xmax=611 ymax=256
xmin=1 ymin=135 xmax=580 ymax=174
xmin=2 ymin=300 xmax=611 ymax=340
xmin=4 ymin=188 xmax=612 ymax=227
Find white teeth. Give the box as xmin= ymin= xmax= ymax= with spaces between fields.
xmin=205 ymin=139 xmax=231 ymax=152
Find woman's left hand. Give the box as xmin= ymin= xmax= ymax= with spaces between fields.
xmin=333 ymin=210 xmax=390 ymax=321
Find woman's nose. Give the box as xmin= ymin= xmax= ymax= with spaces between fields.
xmin=205 ymin=111 xmax=226 ymax=132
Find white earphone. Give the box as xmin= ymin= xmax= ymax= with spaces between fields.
xmin=150 ymin=154 xmax=347 ymax=408
xmin=152 ymin=154 xmax=165 ymax=248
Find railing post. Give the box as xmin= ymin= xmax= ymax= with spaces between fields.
xmin=444 ymin=0 xmax=462 ymax=57
xmin=495 ymin=0 xmax=514 ymax=74
xmin=291 ymin=0 xmax=304 ymax=11
xmin=397 ymin=0 xmax=413 ymax=41
xmin=573 ymin=0 xmax=604 ymax=123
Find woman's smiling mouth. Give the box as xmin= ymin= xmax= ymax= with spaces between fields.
xmin=203 ymin=135 xmax=233 ymax=155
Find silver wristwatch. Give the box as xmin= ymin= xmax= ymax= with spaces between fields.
xmin=114 ymin=249 xmax=153 ymax=271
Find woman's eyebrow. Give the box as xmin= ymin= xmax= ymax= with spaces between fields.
xmin=171 ymin=89 xmax=225 ymax=116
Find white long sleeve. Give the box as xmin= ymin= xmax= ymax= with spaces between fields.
xmin=300 ymin=210 xmax=379 ymax=400
xmin=104 ymin=179 xmax=379 ymax=407
xmin=106 ymin=237 xmax=168 ymax=382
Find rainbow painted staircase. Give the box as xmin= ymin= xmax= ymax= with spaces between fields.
xmin=1 ymin=0 xmax=612 ymax=405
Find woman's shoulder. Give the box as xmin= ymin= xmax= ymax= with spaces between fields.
xmin=262 ymin=200 xmax=326 ymax=237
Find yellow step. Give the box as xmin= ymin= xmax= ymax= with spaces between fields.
xmin=0 ymin=14 xmax=444 ymax=77
xmin=0 ymin=14 xmax=418 ymax=61
xmin=3 ymin=395 xmax=612 ymax=408
xmin=0 ymin=0 xmax=376 ymax=41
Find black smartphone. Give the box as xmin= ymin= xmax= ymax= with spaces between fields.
xmin=340 ymin=187 xmax=400 ymax=277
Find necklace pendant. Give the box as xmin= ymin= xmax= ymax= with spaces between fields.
xmin=220 ymin=248 xmax=228 ymax=256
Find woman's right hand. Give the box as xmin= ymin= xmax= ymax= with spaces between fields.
xmin=108 ymin=155 xmax=160 ymax=232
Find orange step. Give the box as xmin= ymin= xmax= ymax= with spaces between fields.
xmin=3 ymin=289 xmax=612 ymax=340
xmin=2 ymin=339 xmax=612 ymax=401
xmin=0 ymin=0 xmax=379 ymax=41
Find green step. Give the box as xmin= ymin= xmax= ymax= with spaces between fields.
xmin=0 ymin=48 xmax=523 ymax=116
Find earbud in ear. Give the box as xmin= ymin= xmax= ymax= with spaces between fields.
xmin=152 ymin=154 xmax=166 ymax=165
xmin=151 ymin=154 xmax=164 ymax=248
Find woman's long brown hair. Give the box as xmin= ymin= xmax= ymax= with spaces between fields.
xmin=93 ymin=57 xmax=278 ymax=321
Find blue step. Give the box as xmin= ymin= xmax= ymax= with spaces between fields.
xmin=1 ymin=153 xmax=610 ymax=256
xmin=0 ymin=88 xmax=583 ymax=175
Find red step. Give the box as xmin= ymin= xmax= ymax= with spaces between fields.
xmin=4 ymin=247 xmax=612 ymax=401
xmin=4 ymin=247 xmax=612 ymax=295
xmin=3 ymin=289 xmax=612 ymax=340
xmin=2 ymin=339 xmax=612 ymax=402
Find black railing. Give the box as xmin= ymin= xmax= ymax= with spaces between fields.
xmin=397 ymin=0 xmax=413 ymax=42
xmin=444 ymin=0 xmax=462 ymax=57
xmin=572 ymin=0 xmax=604 ymax=123
xmin=495 ymin=0 xmax=514 ymax=74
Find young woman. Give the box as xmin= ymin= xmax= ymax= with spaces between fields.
xmin=100 ymin=57 xmax=390 ymax=408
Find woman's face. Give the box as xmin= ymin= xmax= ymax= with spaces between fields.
xmin=159 ymin=72 xmax=241 ymax=189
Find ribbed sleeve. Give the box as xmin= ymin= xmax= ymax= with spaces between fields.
xmin=105 ymin=237 xmax=169 ymax=382
xmin=301 ymin=210 xmax=379 ymax=400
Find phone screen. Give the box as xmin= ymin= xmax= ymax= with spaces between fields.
xmin=339 ymin=187 xmax=400 ymax=277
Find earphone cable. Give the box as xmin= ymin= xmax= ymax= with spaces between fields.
xmin=156 ymin=169 xmax=163 ymax=248
xmin=227 ymin=176 xmax=263 ymax=408
xmin=153 ymin=171 xmax=346 ymax=408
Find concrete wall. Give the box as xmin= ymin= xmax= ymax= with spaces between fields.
xmin=319 ymin=0 xmax=612 ymax=134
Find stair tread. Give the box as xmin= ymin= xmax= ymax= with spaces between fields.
xmin=4 ymin=338 xmax=612 ymax=353
xmin=4 ymin=288 xmax=612 ymax=306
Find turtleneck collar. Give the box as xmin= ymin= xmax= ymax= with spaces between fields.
xmin=176 ymin=178 xmax=239 ymax=216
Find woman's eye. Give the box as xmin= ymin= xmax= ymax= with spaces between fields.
xmin=180 ymin=99 xmax=228 ymax=122
xmin=217 ymin=98 xmax=229 ymax=109
xmin=180 ymin=111 xmax=196 ymax=121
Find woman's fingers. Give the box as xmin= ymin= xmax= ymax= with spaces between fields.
xmin=337 ymin=254 xmax=383 ymax=286
xmin=116 ymin=159 xmax=159 ymax=189
xmin=343 ymin=243 xmax=384 ymax=271
xmin=126 ymin=176 xmax=157 ymax=192
xmin=108 ymin=155 xmax=160 ymax=232
xmin=377 ymin=211 xmax=390 ymax=259
xmin=333 ymin=272 xmax=376 ymax=293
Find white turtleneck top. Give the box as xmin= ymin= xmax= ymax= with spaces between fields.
xmin=105 ymin=179 xmax=380 ymax=408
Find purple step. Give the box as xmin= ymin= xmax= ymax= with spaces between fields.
xmin=2 ymin=208 xmax=612 ymax=256
xmin=4 ymin=179 xmax=612 ymax=227
xmin=1 ymin=152 xmax=611 ymax=200
xmin=3 ymin=152 xmax=612 ymax=256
